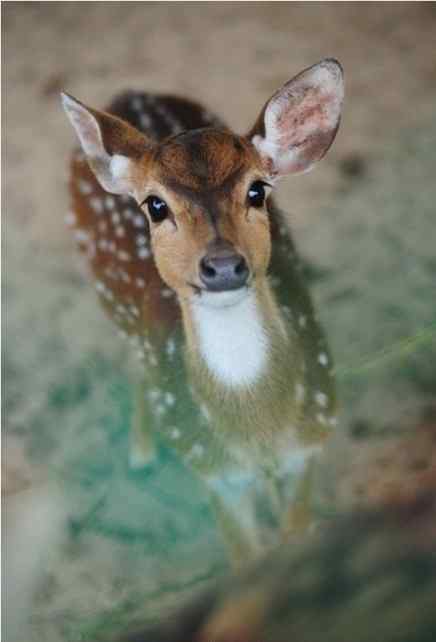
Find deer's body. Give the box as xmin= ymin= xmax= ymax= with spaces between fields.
xmin=64 ymin=60 xmax=343 ymax=556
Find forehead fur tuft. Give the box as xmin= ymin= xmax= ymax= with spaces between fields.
xmin=156 ymin=129 xmax=250 ymax=190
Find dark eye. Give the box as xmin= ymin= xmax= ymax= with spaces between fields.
xmin=145 ymin=195 xmax=169 ymax=223
xmin=247 ymin=181 xmax=267 ymax=208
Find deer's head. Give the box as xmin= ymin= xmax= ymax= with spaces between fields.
xmin=62 ymin=59 xmax=344 ymax=308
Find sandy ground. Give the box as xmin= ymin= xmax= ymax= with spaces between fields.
xmin=3 ymin=2 xmax=436 ymax=641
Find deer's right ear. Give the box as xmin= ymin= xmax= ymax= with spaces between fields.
xmin=61 ymin=93 xmax=150 ymax=195
xmin=248 ymin=59 xmax=344 ymax=179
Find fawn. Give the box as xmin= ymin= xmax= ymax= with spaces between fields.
xmin=62 ymin=59 xmax=344 ymax=559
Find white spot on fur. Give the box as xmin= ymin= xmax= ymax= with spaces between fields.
xmin=155 ymin=103 xmax=183 ymax=134
xmin=166 ymin=337 xmax=176 ymax=358
xmin=78 ymin=179 xmax=92 ymax=195
xmin=105 ymin=196 xmax=115 ymax=210
xmin=187 ymin=443 xmax=204 ymax=460
xmin=140 ymin=113 xmax=152 ymax=129
xmin=155 ymin=403 xmax=166 ymax=417
xmin=102 ymin=288 xmax=114 ymax=302
xmin=201 ymin=109 xmax=220 ymax=126
xmin=136 ymin=234 xmax=147 ymax=246
xmin=95 ymin=280 xmax=105 ymax=293
xmin=90 ymin=197 xmax=104 ymax=214
xmin=316 ymin=412 xmax=328 ymax=425
xmin=131 ymin=97 xmax=143 ymax=111
xmin=315 ymin=391 xmax=328 ymax=408
xmin=298 ymin=315 xmax=307 ymax=328
xmin=200 ymin=404 xmax=211 ymax=421
xmin=133 ymin=214 xmax=146 ymax=228
xmin=74 ymin=229 xmax=90 ymax=244
xmin=318 ymin=352 xmax=328 ymax=366
xmin=295 ymin=382 xmax=305 ymax=404
xmin=138 ymin=247 xmax=150 ymax=259
xmin=65 ymin=211 xmax=76 ymax=226
xmin=120 ymin=270 xmax=131 ymax=283
xmin=191 ymin=289 xmax=268 ymax=387
xmin=129 ymin=335 xmax=141 ymax=348
xmin=147 ymin=385 xmax=160 ymax=398
xmin=280 ymin=445 xmax=321 ymax=479
xmin=170 ymin=427 xmax=181 ymax=439
xmin=164 ymin=392 xmax=175 ymax=407
xmin=117 ymin=250 xmax=131 ymax=262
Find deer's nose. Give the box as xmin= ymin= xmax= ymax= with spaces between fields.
xmin=199 ymin=242 xmax=249 ymax=292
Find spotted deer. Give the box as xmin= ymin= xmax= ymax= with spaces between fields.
xmin=62 ymin=59 xmax=344 ymax=560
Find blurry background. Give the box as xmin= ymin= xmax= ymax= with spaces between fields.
xmin=3 ymin=3 xmax=436 ymax=641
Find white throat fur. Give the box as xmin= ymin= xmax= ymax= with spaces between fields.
xmin=191 ymin=289 xmax=269 ymax=388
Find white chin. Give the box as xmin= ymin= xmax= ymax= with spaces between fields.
xmin=195 ymin=287 xmax=250 ymax=309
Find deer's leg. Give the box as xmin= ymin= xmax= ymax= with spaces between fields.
xmin=129 ymin=378 xmax=157 ymax=470
xmin=207 ymin=475 xmax=267 ymax=566
xmin=280 ymin=456 xmax=317 ymax=537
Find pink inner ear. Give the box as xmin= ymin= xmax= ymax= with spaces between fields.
xmin=74 ymin=109 xmax=105 ymax=159
xmin=272 ymin=86 xmax=340 ymax=173
xmin=276 ymin=87 xmax=337 ymax=145
xmin=255 ymin=61 xmax=344 ymax=176
xmin=80 ymin=116 xmax=102 ymax=153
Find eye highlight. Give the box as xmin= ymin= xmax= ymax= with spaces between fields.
xmin=144 ymin=195 xmax=169 ymax=223
xmin=247 ymin=181 xmax=270 ymax=208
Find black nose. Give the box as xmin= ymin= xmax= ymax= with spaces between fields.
xmin=199 ymin=243 xmax=249 ymax=292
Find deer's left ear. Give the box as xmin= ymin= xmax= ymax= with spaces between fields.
xmin=248 ymin=58 xmax=344 ymax=178
xmin=61 ymin=93 xmax=151 ymax=195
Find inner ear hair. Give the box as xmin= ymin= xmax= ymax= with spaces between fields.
xmin=248 ymin=58 xmax=344 ymax=177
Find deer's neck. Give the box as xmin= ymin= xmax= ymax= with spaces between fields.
xmin=170 ymin=279 xmax=317 ymax=473
xmin=180 ymin=281 xmax=302 ymax=433
xmin=188 ymin=288 xmax=270 ymax=388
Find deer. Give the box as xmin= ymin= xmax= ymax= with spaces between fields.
xmin=62 ymin=58 xmax=344 ymax=562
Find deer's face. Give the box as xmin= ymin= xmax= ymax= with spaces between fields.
xmin=132 ymin=129 xmax=272 ymax=303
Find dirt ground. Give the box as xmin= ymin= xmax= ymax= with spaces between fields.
xmin=3 ymin=3 xmax=436 ymax=641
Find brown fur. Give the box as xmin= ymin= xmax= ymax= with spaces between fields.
xmin=156 ymin=129 xmax=250 ymax=189
xmin=122 ymin=129 xmax=273 ymax=301
xmin=70 ymin=154 xmax=180 ymax=341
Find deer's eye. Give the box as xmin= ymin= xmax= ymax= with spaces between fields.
xmin=247 ymin=181 xmax=268 ymax=208
xmin=145 ymin=195 xmax=169 ymax=223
